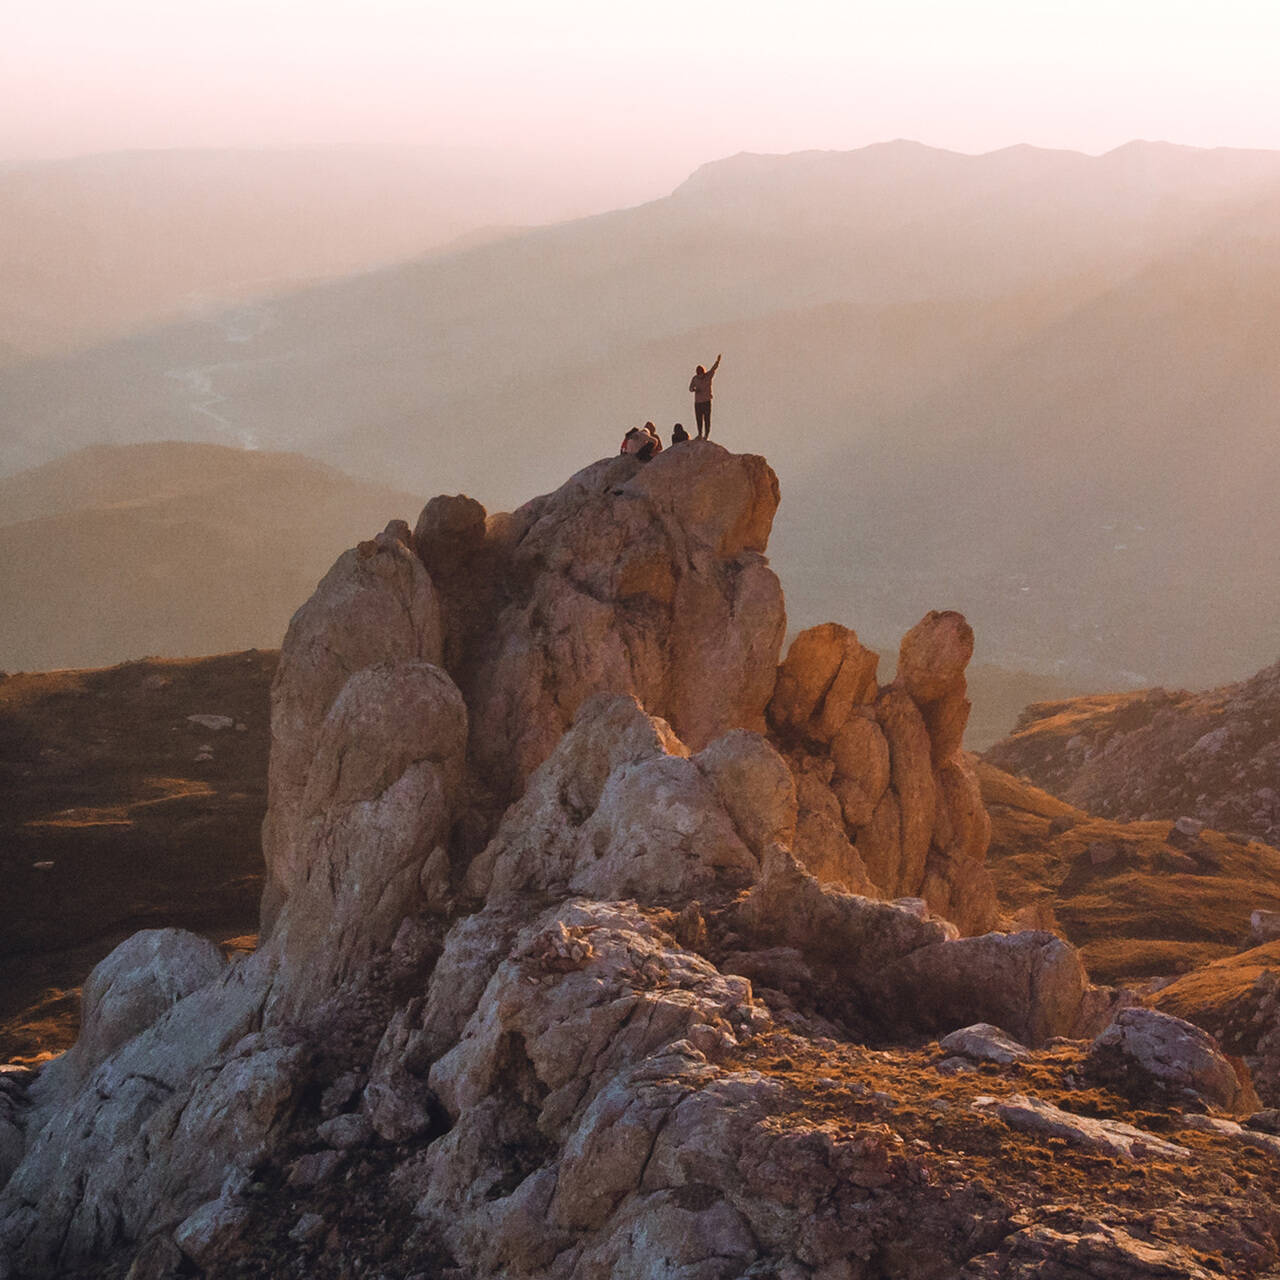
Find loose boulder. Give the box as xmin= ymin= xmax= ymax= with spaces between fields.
xmin=1087 ymin=1008 xmax=1247 ymax=1111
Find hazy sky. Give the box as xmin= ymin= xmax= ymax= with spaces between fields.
xmin=8 ymin=0 xmax=1280 ymax=192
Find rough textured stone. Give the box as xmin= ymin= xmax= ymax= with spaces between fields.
xmin=1088 ymin=1008 xmax=1246 ymax=1111
xmin=768 ymin=624 xmax=878 ymax=743
xmin=427 ymin=900 xmax=754 ymax=1128
xmin=316 ymin=1112 xmax=372 ymax=1150
xmin=2 ymin=988 xmax=304 ymax=1274
xmin=266 ymin=660 xmax=466 ymax=1020
xmin=868 ymin=931 xmax=1093 ymax=1047
xmin=939 ymin=1023 xmax=1031 ymax=1065
xmin=31 ymin=928 xmax=226 ymax=1107
xmin=453 ymin=446 xmax=785 ymax=797
xmin=972 ymin=1094 xmax=1191 ymax=1161
xmin=1252 ymin=909 xmax=1280 ymax=945
xmin=260 ymin=521 xmax=444 ymax=929
xmin=897 ymin=609 xmax=974 ymax=706
xmin=763 ymin=608 xmax=995 ymax=935
xmin=287 ymin=1149 xmax=343 ymax=1188
xmin=362 ymin=1004 xmax=440 ymax=1142
xmin=829 ymin=712 xmax=891 ymax=814
xmin=468 ymin=694 xmax=787 ymax=908
xmin=964 ymin=1211 xmax=1217 ymax=1279
xmin=876 ymin=687 xmax=937 ymax=896
xmin=1181 ymin=1112 xmax=1280 ymax=1158
xmin=173 ymin=1195 xmax=254 ymax=1268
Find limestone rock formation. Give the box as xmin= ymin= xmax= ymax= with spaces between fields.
xmin=260 ymin=520 xmax=445 ymax=929
xmin=1087 ymin=1007 xmax=1248 ymax=1111
xmin=940 ymin=1023 xmax=1031 ymax=1065
xmin=971 ymin=1093 xmax=1191 ymax=1162
xmin=418 ymin=446 xmax=786 ymax=802
xmin=30 ymin=928 xmax=226 ymax=1108
xmin=265 ymin=659 xmax=468 ymax=1021
xmin=4 ymin=446 xmax=1275 ymax=1279
xmin=768 ymin=610 xmax=996 ymax=933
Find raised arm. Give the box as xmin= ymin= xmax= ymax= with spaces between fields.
xmin=709 ymin=353 xmax=721 ymax=375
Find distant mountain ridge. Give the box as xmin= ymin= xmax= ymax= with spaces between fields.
xmin=986 ymin=654 xmax=1280 ymax=848
xmin=0 ymin=145 xmax=646 ymax=364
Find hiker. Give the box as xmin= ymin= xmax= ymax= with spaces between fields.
xmin=689 ymin=353 xmax=721 ymax=438
xmin=640 ymin=422 xmax=663 ymax=460
xmin=671 ymin=422 xmax=690 ymax=446
xmin=620 ymin=424 xmax=662 ymax=461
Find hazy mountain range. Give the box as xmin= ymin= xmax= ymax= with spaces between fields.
xmin=0 ymin=145 xmax=657 ymax=363
xmin=3 ymin=139 xmax=1279 ymax=687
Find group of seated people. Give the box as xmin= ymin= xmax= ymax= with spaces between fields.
xmin=619 ymin=421 xmax=691 ymax=461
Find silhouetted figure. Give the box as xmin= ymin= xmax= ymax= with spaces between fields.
xmin=689 ymin=353 xmax=721 ymax=438
xmin=671 ymin=422 xmax=690 ymax=446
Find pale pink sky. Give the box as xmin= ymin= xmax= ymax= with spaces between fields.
xmin=8 ymin=0 xmax=1280 ymax=191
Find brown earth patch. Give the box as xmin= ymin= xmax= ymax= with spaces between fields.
xmin=0 ymin=650 xmax=274 ymax=1061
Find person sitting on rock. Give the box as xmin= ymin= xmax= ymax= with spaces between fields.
xmin=639 ymin=422 xmax=663 ymax=460
xmin=671 ymin=422 xmax=690 ymax=446
xmin=689 ymin=353 xmax=721 ymax=439
xmin=620 ymin=424 xmax=662 ymax=461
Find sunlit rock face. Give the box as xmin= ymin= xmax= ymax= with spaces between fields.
xmin=8 ymin=445 xmax=1266 ymax=1280
xmin=416 ymin=443 xmax=787 ymax=802
xmin=259 ymin=519 xmax=445 ymax=931
xmin=769 ymin=610 xmax=997 ymax=934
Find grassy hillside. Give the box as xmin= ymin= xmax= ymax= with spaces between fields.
xmin=979 ymin=759 xmax=1280 ymax=984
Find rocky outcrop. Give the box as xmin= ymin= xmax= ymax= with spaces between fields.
xmin=29 ymin=928 xmax=226 ymax=1109
xmin=265 ymin=659 xmax=468 ymax=1021
xmin=770 ymin=610 xmax=997 ymax=933
xmin=971 ymin=1093 xmax=1191 ymax=1162
xmin=1152 ymin=948 xmax=1280 ymax=1108
xmin=259 ymin=520 xmax=444 ymax=930
xmin=418 ymin=446 xmax=786 ymax=801
xmin=987 ymin=655 xmax=1280 ymax=847
xmin=6 ymin=446 xmax=1274 ymax=1279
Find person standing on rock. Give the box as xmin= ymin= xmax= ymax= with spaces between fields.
xmin=689 ymin=354 xmax=721 ymax=439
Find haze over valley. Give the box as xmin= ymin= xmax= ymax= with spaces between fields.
xmin=3 ymin=139 xmax=1279 ymax=689
xmin=0 ymin=145 xmax=668 ymax=364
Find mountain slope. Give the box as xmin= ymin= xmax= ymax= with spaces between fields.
xmin=5 ymin=141 xmax=1280 ymax=686
xmin=985 ymin=654 xmax=1280 ymax=847
xmin=979 ymin=760 xmax=1280 ymax=984
xmin=0 ymin=443 xmax=420 ymax=671
xmin=787 ymin=187 xmax=1280 ymax=684
xmin=5 ymin=140 xmax=1276 ymax=478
